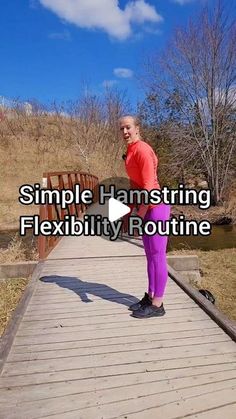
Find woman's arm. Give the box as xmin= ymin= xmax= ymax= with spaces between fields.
xmin=135 ymin=146 xmax=158 ymax=219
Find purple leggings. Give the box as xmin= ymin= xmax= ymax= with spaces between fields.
xmin=142 ymin=204 xmax=171 ymax=298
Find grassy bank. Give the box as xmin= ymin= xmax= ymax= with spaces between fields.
xmin=169 ymin=248 xmax=236 ymax=322
xmin=0 ymin=234 xmax=38 ymax=264
xmin=0 ymin=277 xmax=29 ymax=336
xmin=0 ymin=113 xmax=126 ymax=228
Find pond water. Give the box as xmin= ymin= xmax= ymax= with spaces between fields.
xmin=0 ymin=225 xmax=235 ymax=253
xmin=168 ymin=224 xmax=236 ymax=251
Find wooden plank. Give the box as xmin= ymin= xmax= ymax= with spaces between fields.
xmin=13 ymin=319 xmax=220 ymax=345
xmin=34 ymin=287 xmax=178 ymax=298
xmin=1 ymin=364 xmax=235 ymax=405
xmin=11 ymin=321 xmax=227 ymax=346
xmin=44 ymin=235 xmax=145 ymax=259
xmin=10 ymin=328 xmax=223 ymax=354
xmin=8 ymin=334 xmax=230 ymax=362
xmin=168 ymin=266 xmax=236 ymax=342
xmin=1 ymin=234 xmax=235 ymax=419
xmin=182 ymin=403 xmax=236 ymax=419
xmin=29 ymin=285 xmax=181 ymax=296
xmin=25 ymin=296 xmax=194 ymax=313
xmin=125 ymin=386 xmax=236 ymax=419
xmin=41 ymin=385 xmax=236 ymax=419
xmin=34 ymin=286 xmax=180 ymax=295
xmin=0 ymin=353 xmax=234 ymax=389
xmin=25 ymin=295 xmax=198 ymax=311
xmin=35 ymin=278 xmax=177 ymax=290
xmin=31 ymin=288 xmax=182 ymax=299
xmin=2 ymin=342 xmax=236 ymax=376
xmin=28 ymin=292 xmax=184 ymax=304
xmin=21 ymin=302 xmax=198 ymax=320
xmin=1 ymin=376 xmax=236 ymax=419
xmin=18 ymin=308 xmax=210 ymax=331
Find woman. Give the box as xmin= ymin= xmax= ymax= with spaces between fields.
xmin=120 ymin=115 xmax=170 ymax=319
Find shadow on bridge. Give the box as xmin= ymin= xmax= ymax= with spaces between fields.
xmin=40 ymin=275 xmax=139 ymax=307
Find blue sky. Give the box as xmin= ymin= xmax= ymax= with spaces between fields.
xmin=0 ymin=0 xmax=224 ymax=109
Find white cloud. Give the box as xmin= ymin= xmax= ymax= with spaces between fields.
xmin=114 ymin=68 xmax=133 ymax=78
xmin=39 ymin=0 xmax=163 ymax=40
xmin=125 ymin=0 xmax=163 ymax=24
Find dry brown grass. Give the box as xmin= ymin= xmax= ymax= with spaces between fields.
xmin=0 ymin=234 xmax=38 ymax=263
xmin=0 ymin=113 xmax=126 ymax=227
xmin=0 ymin=277 xmax=29 ymax=336
xmin=169 ymin=248 xmax=236 ymax=321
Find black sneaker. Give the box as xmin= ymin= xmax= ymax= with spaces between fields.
xmin=128 ymin=292 xmax=152 ymax=311
xmin=131 ymin=303 xmax=165 ymax=318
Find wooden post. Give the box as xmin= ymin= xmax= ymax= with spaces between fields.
xmin=38 ymin=176 xmax=48 ymax=260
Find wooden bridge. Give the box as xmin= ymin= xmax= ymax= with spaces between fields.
xmin=0 ymin=172 xmax=236 ymax=419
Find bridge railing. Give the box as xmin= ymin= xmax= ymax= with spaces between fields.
xmin=38 ymin=171 xmax=99 ymax=260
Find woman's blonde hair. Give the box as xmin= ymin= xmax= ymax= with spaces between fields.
xmin=119 ymin=115 xmax=141 ymax=127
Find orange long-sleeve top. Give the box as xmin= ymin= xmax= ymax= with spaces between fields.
xmin=125 ymin=140 xmax=160 ymax=210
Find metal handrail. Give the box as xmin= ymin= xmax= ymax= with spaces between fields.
xmin=38 ymin=171 xmax=99 ymax=259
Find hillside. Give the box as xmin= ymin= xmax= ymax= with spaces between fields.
xmin=0 ymin=112 xmax=126 ymax=228
xmin=0 ymin=111 xmax=235 ymax=228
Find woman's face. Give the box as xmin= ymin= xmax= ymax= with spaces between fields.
xmin=119 ymin=117 xmax=140 ymax=145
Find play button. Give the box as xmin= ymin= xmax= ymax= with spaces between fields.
xmin=108 ymin=198 xmax=130 ymax=222
xmin=84 ymin=176 xmax=131 ymax=241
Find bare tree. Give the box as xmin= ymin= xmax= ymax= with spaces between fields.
xmin=49 ymin=87 xmax=131 ymax=176
xmin=141 ymin=1 xmax=236 ymax=204
xmin=103 ymin=87 xmax=131 ymax=171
